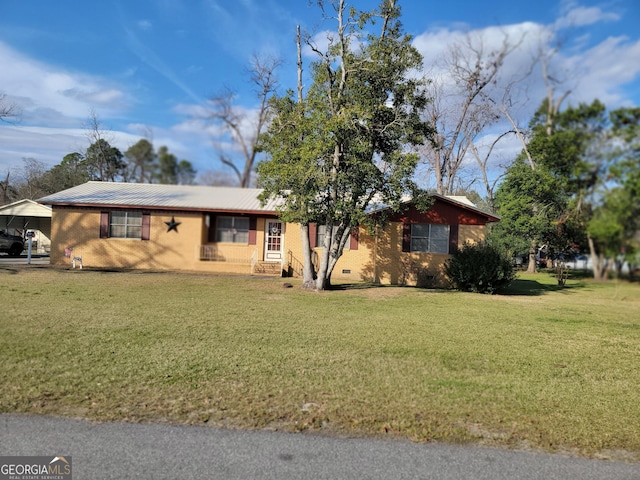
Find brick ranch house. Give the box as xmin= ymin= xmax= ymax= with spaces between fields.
xmin=38 ymin=181 xmax=499 ymax=286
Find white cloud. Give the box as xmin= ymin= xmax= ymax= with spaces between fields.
xmin=413 ymin=14 xmax=639 ymax=114
xmin=302 ymin=30 xmax=334 ymax=58
xmin=565 ymin=35 xmax=640 ymax=106
xmin=137 ymin=19 xmax=153 ymax=31
xmin=555 ymin=5 xmax=620 ymax=30
xmin=0 ymin=41 xmax=130 ymax=124
xmin=0 ymin=126 xmax=87 ymax=171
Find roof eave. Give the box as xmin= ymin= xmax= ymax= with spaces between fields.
xmin=42 ymin=201 xmax=279 ymax=216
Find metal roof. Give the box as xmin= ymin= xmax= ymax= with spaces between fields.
xmin=37 ymin=182 xmax=499 ymax=221
xmin=37 ymin=181 xmax=283 ymax=213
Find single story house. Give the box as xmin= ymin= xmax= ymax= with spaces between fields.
xmin=38 ymin=181 xmax=499 ymax=286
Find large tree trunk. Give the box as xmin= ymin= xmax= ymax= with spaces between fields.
xmin=326 ymin=226 xmax=351 ymax=280
xmin=526 ymin=239 xmax=537 ymax=273
xmin=314 ymin=221 xmax=333 ymax=291
xmin=299 ymin=224 xmax=316 ymax=289
xmin=315 ymin=245 xmax=332 ymax=290
xmin=588 ymin=235 xmax=608 ymax=281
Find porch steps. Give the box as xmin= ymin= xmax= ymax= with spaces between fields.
xmin=252 ymin=261 xmax=284 ymax=276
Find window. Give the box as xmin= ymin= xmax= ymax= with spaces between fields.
xmin=410 ymin=224 xmax=449 ymax=253
xmin=315 ymin=225 xmax=350 ymax=250
xmin=110 ymin=211 xmax=143 ymax=239
xmin=216 ymin=216 xmax=250 ymax=243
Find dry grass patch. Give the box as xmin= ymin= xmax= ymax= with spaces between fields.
xmin=1 ymin=266 xmax=639 ymax=461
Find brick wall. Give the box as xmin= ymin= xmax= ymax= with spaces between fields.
xmin=51 ymin=207 xmax=488 ymax=285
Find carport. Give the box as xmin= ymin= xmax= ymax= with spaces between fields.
xmin=0 ymin=199 xmax=52 ymax=253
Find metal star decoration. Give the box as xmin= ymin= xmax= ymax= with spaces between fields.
xmin=165 ymin=216 xmax=181 ymax=233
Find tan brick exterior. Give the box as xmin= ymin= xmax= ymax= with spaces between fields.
xmin=50 ymin=204 xmax=490 ymax=286
xmin=52 ymin=208 xmax=270 ymax=274
xmin=286 ymin=222 xmax=486 ymax=287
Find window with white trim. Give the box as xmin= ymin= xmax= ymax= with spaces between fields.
xmin=216 ymin=216 xmax=250 ymax=243
xmin=410 ymin=224 xmax=449 ymax=253
xmin=110 ymin=211 xmax=143 ymax=239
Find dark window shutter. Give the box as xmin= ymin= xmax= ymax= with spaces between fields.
xmin=448 ymin=224 xmax=459 ymax=254
xmin=100 ymin=212 xmax=109 ymax=238
xmin=248 ymin=217 xmax=257 ymax=245
xmin=208 ymin=215 xmax=216 ymax=242
xmin=309 ymin=223 xmax=317 ymax=248
xmin=402 ymin=223 xmax=411 ymax=252
xmin=350 ymin=227 xmax=359 ymax=250
xmin=141 ymin=213 xmax=151 ymax=241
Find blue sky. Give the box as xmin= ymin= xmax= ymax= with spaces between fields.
xmin=1 ymin=0 xmax=639 ymax=186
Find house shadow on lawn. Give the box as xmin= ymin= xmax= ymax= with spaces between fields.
xmin=328 ymin=278 xmax=587 ymax=296
xmin=499 ymin=276 xmax=586 ymax=296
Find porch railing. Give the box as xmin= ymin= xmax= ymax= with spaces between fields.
xmin=285 ymin=250 xmax=318 ymax=278
xmin=198 ymin=245 xmax=256 ymax=264
xmin=286 ymin=250 xmax=304 ymax=277
xmin=250 ymin=248 xmax=258 ymax=274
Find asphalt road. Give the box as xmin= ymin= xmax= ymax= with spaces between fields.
xmin=1 ymin=414 xmax=638 ymax=480
xmin=0 ymin=253 xmax=50 ymax=265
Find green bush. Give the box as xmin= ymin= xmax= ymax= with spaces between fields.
xmin=445 ymin=242 xmax=515 ymax=294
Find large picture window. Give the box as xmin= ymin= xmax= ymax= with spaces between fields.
xmin=110 ymin=211 xmax=143 ymax=239
xmin=410 ymin=224 xmax=449 ymax=253
xmin=216 ymin=216 xmax=250 ymax=243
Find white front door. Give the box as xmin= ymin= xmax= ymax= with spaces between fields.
xmin=264 ymin=220 xmax=284 ymax=261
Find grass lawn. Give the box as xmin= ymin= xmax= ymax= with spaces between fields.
xmin=1 ymin=265 xmax=639 ymax=461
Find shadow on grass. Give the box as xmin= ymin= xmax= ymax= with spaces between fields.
xmin=0 ymin=266 xmax=19 ymax=274
xmin=328 ymin=282 xmax=393 ymax=291
xmin=499 ymin=277 xmax=586 ymax=296
xmin=326 ymin=279 xmax=584 ymax=296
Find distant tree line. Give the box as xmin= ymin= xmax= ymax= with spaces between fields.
xmin=0 ymin=138 xmax=196 ymax=204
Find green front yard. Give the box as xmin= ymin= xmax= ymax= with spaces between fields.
xmin=1 ymin=266 xmax=639 ymax=461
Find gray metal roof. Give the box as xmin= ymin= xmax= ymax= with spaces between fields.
xmin=38 ymin=181 xmax=283 ymax=213
xmin=37 ymin=182 xmax=499 ymax=221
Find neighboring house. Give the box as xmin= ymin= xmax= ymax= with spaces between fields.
xmin=38 ymin=181 xmax=499 ymax=286
xmin=0 ymin=199 xmax=52 ymax=254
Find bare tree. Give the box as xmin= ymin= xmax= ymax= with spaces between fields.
xmin=418 ymin=32 xmax=518 ymax=195
xmin=0 ymin=93 xmax=20 ymax=123
xmin=14 ymin=158 xmax=50 ymax=200
xmin=467 ymin=131 xmax=512 ymax=209
xmin=0 ymin=171 xmax=18 ymax=205
xmin=84 ymin=110 xmax=109 ymax=180
xmin=206 ymin=55 xmax=281 ymax=188
xmin=0 ymin=94 xmax=22 ymax=198
xmin=489 ymin=41 xmax=572 ymax=172
xmin=196 ymin=169 xmax=237 ymax=186
xmin=83 ymin=110 xmax=126 ymax=181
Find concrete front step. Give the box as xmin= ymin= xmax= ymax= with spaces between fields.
xmin=253 ymin=262 xmax=283 ymax=276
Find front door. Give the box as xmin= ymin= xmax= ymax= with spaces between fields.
xmin=264 ymin=220 xmax=284 ymax=261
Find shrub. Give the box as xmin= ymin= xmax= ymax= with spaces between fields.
xmin=445 ymin=242 xmax=515 ymax=294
